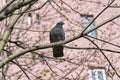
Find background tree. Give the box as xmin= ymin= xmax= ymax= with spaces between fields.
xmin=0 ymin=0 xmax=120 ymax=80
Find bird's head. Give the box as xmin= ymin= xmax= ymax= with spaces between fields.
xmin=57 ymin=21 xmax=64 ymax=26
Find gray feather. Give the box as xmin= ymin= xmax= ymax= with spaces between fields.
xmin=49 ymin=21 xmax=65 ymax=57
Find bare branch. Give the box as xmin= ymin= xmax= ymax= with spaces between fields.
xmin=84 ymin=36 xmax=120 ymax=78
xmin=0 ymin=0 xmax=15 ymax=13
xmin=64 ymin=45 xmax=120 ymax=54
xmin=0 ymin=0 xmax=38 ymax=21
xmin=0 ymin=12 xmax=120 ymax=68
xmin=12 ymin=61 xmax=31 ymax=80
xmin=81 ymin=0 xmax=115 ymax=34
xmin=0 ymin=3 xmax=32 ymax=55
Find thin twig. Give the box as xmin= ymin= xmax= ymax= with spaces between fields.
xmin=81 ymin=0 xmax=115 ymax=34
xmin=84 ymin=36 xmax=120 ymax=78
xmin=64 ymin=45 xmax=120 ymax=54
xmin=44 ymin=59 xmax=62 ymax=77
xmin=12 ymin=61 xmax=31 ymax=80
xmin=49 ymin=0 xmax=69 ymax=20
xmin=87 ymin=35 xmax=120 ymax=48
xmin=3 ymin=49 xmax=31 ymax=80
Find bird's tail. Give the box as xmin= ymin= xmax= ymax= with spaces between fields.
xmin=53 ymin=45 xmax=64 ymax=57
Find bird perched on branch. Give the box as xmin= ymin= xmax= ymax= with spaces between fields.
xmin=49 ymin=21 xmax=65 ymax=57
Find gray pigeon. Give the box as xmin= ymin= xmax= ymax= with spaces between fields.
xmin=49 ymin=21 xmax=65 ymax=57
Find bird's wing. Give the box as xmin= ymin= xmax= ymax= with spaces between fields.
xmin=50 ymin=27 xmax=65 ymax=43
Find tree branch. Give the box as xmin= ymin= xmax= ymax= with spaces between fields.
xmin=0 ymin=0 xmax=15 ymax=13
xmin=64 ymin=45 xmax=120 ymax=54
xmin=0 ymin=3 xmax=33 ymax=55
xmin=81 ymin=0 xmax=115 ymax=34
xmin=0 ymin=0 xmax=38 ymax=21
xmin=87 ymin=35 xmax=120 ymax=48
xmin=84 ymin=36 xmax=120 ymax=78
xmin=0 ymin=12 xmax=120 ymax=68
